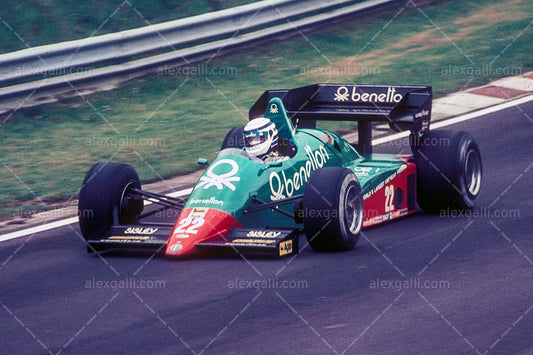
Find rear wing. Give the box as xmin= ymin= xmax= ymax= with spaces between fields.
xmin=249 ymin=84 xmax=432 ymax=154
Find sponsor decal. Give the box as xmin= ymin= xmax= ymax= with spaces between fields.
xmin=363 ymin=208 xmax=409 ymax=228
xmin=109 ymin=236 xmax=150 ymax=240
xmin=421 ymin=120 xmax=429 ymax=132
xmin=189 ymin=197 xmax=224 ymax=206
xmin=196 ymin=159 xmax=240 ymax=191
xmin=231 ymin=239 xmax=276 ymax=244
xmin=319 ymin=133 xmax=333 ymax=144
xmin=190 ymin=208 xmax=208 ymax=218
xmin=124 ymin=227 xmax=158 ymax=235
xmin=269 ymin=103 xmax=279 ymax=114
xmin=353 ymin=166 xmax=373 ymax=177
xmin=269 ymin=145 xmax=330 ymax=200
xmin=279 ymin=240 xmax=293 ymax=256
xmin=173 ymin=234 xmax=190 ymax=239
xmin=246 ymin=230 xmax=282 ymax=239
xmin=363 ymin=165 xmax=407 ymax=200
xmin=169 ymin=243 xmax=182 ymax=252
xmin=415 ymin=109 xmax=430 ymax=119
xmin=333 ymin=86 xmax=403 ymax=103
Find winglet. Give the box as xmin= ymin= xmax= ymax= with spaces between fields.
xmin=262 ymin=97 xmax=295 ymax=142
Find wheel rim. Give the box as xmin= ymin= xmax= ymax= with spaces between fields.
xmin=464 ymin=149 xmax=482 ymax=196
xmin=120 ymin=182 xmax=139 ymax=216
xmin=344 ymin=184 xmax=363 ymax=234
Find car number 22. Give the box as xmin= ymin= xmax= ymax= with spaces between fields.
xmin=174 ymin=216 xmax=205 ymax=234
xmin=385 ymin=184 xmax=395 ymax=212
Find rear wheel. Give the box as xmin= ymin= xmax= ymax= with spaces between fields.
xmin=78 ymin=162 xmax=143 ymax=240
xmin=302 ymin=167 xmax=363 ymax=251
xmin=413 ymin=130 xmax=482 ymax=213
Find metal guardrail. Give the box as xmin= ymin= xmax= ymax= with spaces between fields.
xmin=0 ymin=0 xmax=399 ymax=112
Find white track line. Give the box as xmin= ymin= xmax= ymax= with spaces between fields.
xmin=1 ymin=94 xmax=532 ymax=243
xmin=372 ymin=94 xmax=533 ymax=146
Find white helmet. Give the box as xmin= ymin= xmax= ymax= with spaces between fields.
xmin=243 ymin=117 xmax=279 ymax=160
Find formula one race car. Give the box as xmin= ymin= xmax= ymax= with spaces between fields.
xmin=78 ymin=84 xmax=482 ymax=258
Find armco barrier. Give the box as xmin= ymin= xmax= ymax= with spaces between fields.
xmin=0 ymin=0 xmax=398 ymax=112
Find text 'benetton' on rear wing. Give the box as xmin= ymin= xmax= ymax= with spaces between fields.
xmin=249 ymin=83 xmax=432 ymax=154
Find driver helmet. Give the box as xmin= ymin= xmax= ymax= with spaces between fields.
xmin=243 ymin=117 xmax=279 ymax=160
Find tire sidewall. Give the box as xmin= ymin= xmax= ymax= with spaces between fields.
xmin=414 ymin=130 xmax=482 ymax=212
xmin=78 ymin=163 xmax=142 ymax=239
xmin=303 ymin=167 xmax=362 ymax=251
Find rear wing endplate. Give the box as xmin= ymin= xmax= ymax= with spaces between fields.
xmin=249 ymin=84 xmax=432 ymax=154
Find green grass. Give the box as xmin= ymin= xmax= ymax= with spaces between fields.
xmin=0 ymin=0 xmax=256 ymax=53
xmin=1 ymin=0 xmax=532 ymax=219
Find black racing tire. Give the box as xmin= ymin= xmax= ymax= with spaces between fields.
xmin=413 ymin=130 xmax=482 ymax=213
xmin=221 ymin=126 xmax=245 ymax=150
xmin=302 ymin=167 xmax=363 ymax=251
xmin=78 ymin=162 xmax=143 ymax=240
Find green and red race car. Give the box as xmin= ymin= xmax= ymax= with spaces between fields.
xmin=78 ymin=84 xmax=482 ymax=258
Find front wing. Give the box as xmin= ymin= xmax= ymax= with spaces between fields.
xmin=86 ymin=224 xmax=299 ymax=258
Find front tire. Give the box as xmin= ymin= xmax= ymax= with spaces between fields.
xmin=302 ymin=167 xmax=363 ymax=251
xmin=78 ymin=162 xmax=143 ymax=240
xmin=413 ymin=130 xmax=482 ymax=213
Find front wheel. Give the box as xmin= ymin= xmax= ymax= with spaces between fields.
xmin=302 ymin=167 xmax=363 ymax=251
xmin=78 ymin=162 xmax=143 ymax=239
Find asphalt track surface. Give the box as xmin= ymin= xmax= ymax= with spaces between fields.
xmin=1 ymin=102 xmax=532 ymax=354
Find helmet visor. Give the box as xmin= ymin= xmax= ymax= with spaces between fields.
xmin=244 ymin=131 xmax=268 ymax=147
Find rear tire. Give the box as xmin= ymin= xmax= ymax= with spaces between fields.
xmin=78 ymin=162 xmax=143 ymax=240
xmin=413 ymin=130 xmax=482 ymax=213
xmin=302 ymin=167 xmax=363 ymax=251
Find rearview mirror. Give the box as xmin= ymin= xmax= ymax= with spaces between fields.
xmin=268 ymin=161 xmax=282 ymax=168
xmin=197 ymin=158 xmax=209 ymax=165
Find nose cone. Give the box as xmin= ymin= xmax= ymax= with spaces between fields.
xmin=166 ymin=207 xmax=242 ymax=256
